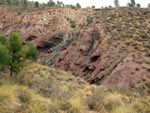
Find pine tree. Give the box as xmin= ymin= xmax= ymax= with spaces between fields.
xmin=0 ymin=30 xmax=38 ymax=75
xmin=47 ymin=0 xmax=55 ymax=7
xmin=57 ymin=1 xmax=61 ymax=7
xmin=60 ymin=2 xmax=64 ymax=7
xmin=70 ymin=5 xmax=75 ymax=9
xmin=6 ymin=0 xmax=12 ymax=5
xmin=131 ymin=0 xmax=135 ymax=6
xmin=92 ymin=6 xmax=95 ymax=8
xmin=136 ymin=3 xmax=141 ymax=7
xmin=114 ymin=0 xmax=120 ymax=7
xmin=23 ymin=0 xmax=28 ymax=9
xmin=76 ymin=3 xmax=81 ymax=8
xmin=34 ymin=1 xmax=39 ymax=8
xmin=13 ymin=0 xmax=19 ymax=6
xmin=8 ymin=30 xmax=27 ymax=76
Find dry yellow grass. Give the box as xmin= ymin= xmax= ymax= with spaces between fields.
xmin=0 ymin=84 xmax=58 ymax=113
xmin=0 ymin=63 xmax=150 ymax=113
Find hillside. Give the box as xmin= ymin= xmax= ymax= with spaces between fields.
xmin=0 ymin=63 xmax=150 ymax=113
xmin=0 ymin=5 xmax=150 ymax=95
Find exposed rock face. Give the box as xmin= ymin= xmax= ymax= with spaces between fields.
xmin=55 ymin=25 xmax=150 ymax=94
xmin=55 ymin=27 xmax=125 ymax=85
xmin=1 ymin=6 xmax=150 ymax=94
xmin=55 ymin=27 xmax=107 ymax=79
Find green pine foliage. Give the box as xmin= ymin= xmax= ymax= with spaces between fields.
xmin=91 ymin=6 xmax=95 ymax=8
xmin=22 ymin=0 xmax=28 ymax=9
xmin=114 ymin=0 xmax=120 ymax=7
xmin=76 ymin=3 xmax=81 ymax=8
xmin=0 ymin=44 xmax=9 ymax=70
xmin=34 ymin=1 xmax=39 ymax=8
xmin=136 ymin=3 xmax=141 ymax=7
xmin=6 ymin=0 xmax=11 ymax=5
xmin=25 ymin=44 xmax=38 ymax=61
xmin=8 ymin=30 xmax=27 ymax=75
xmin=131 ymin=0 xmax=136 ymax=6
xmin=0 ymin=0 xmax=5 ymax=5
xmin=13 ymin=0 xmax=19 ymax=6
xmin=127 ymin=0 xmax=136 ymax=7
xmin=47 ymin=0 xmax=55 ymax=7
xmin=0 ymin=35 xmax=8 ymax=45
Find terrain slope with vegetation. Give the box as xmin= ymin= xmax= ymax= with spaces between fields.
xmin=1 ymin=6 xmax=150 ymax=94
xmin=0 ymin=63 xmax=150 ymax=113
xmin=0 ymin=3 xmax=150 ymax=112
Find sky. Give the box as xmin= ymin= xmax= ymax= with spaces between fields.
xmin=29 ymin=0 xmax=150 ymax=8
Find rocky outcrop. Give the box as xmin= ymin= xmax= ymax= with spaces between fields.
xmin=54 ymin=27 xmax=125 ymax=86
xmin=55 ymin=27 xmax=111 ymax=81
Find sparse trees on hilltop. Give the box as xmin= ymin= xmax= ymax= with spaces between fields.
xmin=56 ymin=1 xmax=64 ymax=7
xmin=127 ymin=0 xmax=141 ymax=7
xmin=136 ymin=3 xmax=141 ymax=7
xmin=60 ymin=2 xmax=64 ymax=7
xmin=56 ymin=1 xmax=61 ymax=7
xmin=34 ymin=1 xmax=39 ymax=8
xmin=13 ymin=0 xmax=19 ymax=6
xmin=76 ymin=3 xmax=81 ymax=8
xmin=6 ymin=0 xmax=12 ymax=5
xmin=22 ymin=0 xmax=28 ymax=8
xmin=114 ymin=0 xmax=120 ymax=7
xmin=70 ymin=4 xmax=75 ymax=9
xmin=91 ymin=5 xmax=95 ymax=8
xmin=47 ymin=0 xmax=55 ymax=7
xmin=127 ymin=0 xmax=136 ymax=7
xmin=56 ymin=1 xmax=60 ymax=7
xmin=131 ymin=0 xmax=136 ymax=6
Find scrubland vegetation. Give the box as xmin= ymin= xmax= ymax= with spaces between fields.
xmin=0 ymin=63 xmax=149 ymax=113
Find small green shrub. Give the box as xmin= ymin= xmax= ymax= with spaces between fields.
xmin=71 ymin=24 xmax=76 ymax=28
xmin=25 ymin=44 xmax=38 ymax=61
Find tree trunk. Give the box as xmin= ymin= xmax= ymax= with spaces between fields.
xmin=10 ymin=65 xmax=13 ymax=76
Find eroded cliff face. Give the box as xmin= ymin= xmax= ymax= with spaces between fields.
xmin=1 ymin=6 xmax=150 ymax=94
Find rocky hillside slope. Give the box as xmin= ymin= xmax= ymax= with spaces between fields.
xmin=1 ymin=6 xmax=150 ymax=94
